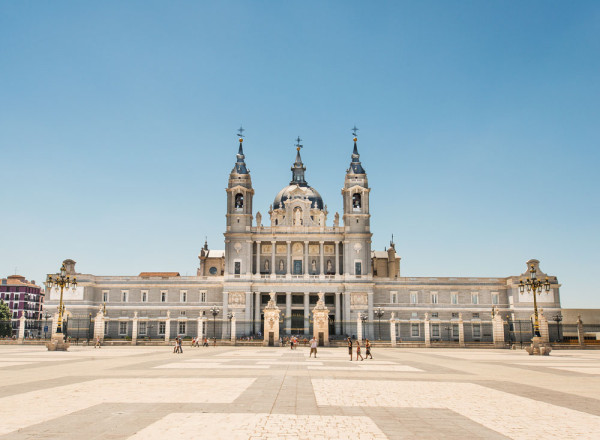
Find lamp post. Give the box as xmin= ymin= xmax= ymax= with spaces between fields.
xmin=360 ymin=312 xmax=368 ymax=340
xmin=553 ymin=313 xmax=563 ymax=342
xmin=227 ymin=312 xmax=233 ymax=339
xmin=210 ymin=305 xmax=220 ymax=339
xmin=43 ymin=312 xmax=50 ymax=340
xmin=374 ymin=307 xmax=384 ymax=340
xmin=519 ymin=264 xmax=550 ymax=338
xmin=45 ymin=264 xmax=77 ymax=340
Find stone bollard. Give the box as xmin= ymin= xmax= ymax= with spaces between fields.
xmin=18 ymin=315 xmax=26 ymax=343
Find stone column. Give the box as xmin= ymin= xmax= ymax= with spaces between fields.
xmin=335 ymin=241 xmax=340 ymax=275
xmin=319 ymin=241 xmax=324 ymax=276
xmin=334 ymin=292 xmax=341 ymax=335
xmin=367 ymin=292 xmax=374 ymax=339
xmin=577 ymin=315 xmax=585 ymax=346
xmin=286 ymin=241 xmax=291 ymax=277
xmin=312 ymin=293 xmax=330 ymax=346
xmin=304 ymin=292 xmax=310 ymax=335
xmin=131 ymin=312 xmax=138 ymax=346
xmin=18 ymin=315 xmax=26 ymax=343
xmin=357 ymin=315 xmax=363 ymax=342
xmin=390 ymin=313 xmax=397 ymax=347
xmin=492 ymin=309 xmax=504 ymax=348
xmin=197 ymin=312 xmax=204 ymax=341
xmin=458 ymin=313 xmax=465 ymax=348
xmin=285 ymin=292 xmax=292 ymax=335
xmin=222 ymin=292 xmax=229 ymax=339
xmin=230 ymin=313 xmax=236 ymax=342
xmin=94 ymin=309 xmax=105 ymax=341
xmin=254 ymin=292 xmax=261 ymax=334
xmin=263 ymin=292 xmax=281 ymax=346
xmin=539 ymin=309 xmax=549 ymax=343
xmin=245 ymin=292 xmax=252 ymax=334
xmin=304 ymin=241 xmax=309 ymax=278
xmin=52 ymin=312 xmax=59 ymax=337
xmin=271 ymin=240 xmax=276 ymax=279
xmin=256 ymin=241 xmax=261 ymax=275
xmin=424 ymin=313 xmax=431 ymax=348
xmin=165 ymin=312 xmax=171 ymax=343
xmin=344 ymin=292 xmax=351 ymax=336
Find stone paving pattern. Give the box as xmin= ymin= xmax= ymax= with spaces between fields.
xmin=0 ymin=345 xmax=599 ymax=439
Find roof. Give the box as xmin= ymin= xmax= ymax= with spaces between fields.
xmin=371 ymin=250 xmax=398 ymax=259
xmin=207 ymin=250 xmax=225 ymax=258
xmin=138 ymin=272 xmax=180 ymax=277
xmin=1 ymin=275 xmax=40 ymax=288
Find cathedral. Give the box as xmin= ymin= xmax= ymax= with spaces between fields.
xmin=45 ymin=132 xmax=562 ymax=342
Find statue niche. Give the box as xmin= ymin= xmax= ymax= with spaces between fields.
xmin=235 ymin=193 xmax=244 ymax=209
xmin=293 ymin=207 xmax=303 ymax=226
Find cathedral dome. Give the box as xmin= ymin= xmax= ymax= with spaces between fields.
xmin=273 ymin=184 xmax=324 ymax=210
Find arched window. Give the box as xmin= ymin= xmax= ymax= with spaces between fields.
xmin=352 ymin=193 xmax=362 ymax=209
xmin=235 ymin=193 xmax=244 ymax=209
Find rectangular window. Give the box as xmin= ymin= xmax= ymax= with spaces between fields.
xmin=161 ymin=291 xmax=167 ymax=303
xmin=104 ymin=321 xmax=109 ymax=335
xmin=355 ymin=261 xmax=362 ymax=276
xmin=452 ymin=312 xmax=459 ymax=319
xmin=141 ymin=291 xmax=147 ymax=303
xmin=431 ymin=292 xmax=438 ymax=304
xmin=471 ymin=293 xmax=479 ymax=305
xmin=200 ymin=291 xmax=207 ymax=303
xmin=472 ymin=313 xmax=480 ymax=318
xmin=119 ymin=322 xmax=127 ymax=335
xmin=452 ymin=324 xmax=459 ymax=337
xmin=390 ymin=292 xmax=397 ymax=304
xmin=411 ymin=323 xmax=420 ymax=337
xmin=410 ymin=292 xmax=418 ymax=304
xmin=121 ymin=291 xmax=128 ymax=302
xmin=159 ymin=321 xmax=166 ymax=335
xmin=492 ymin=292 xmax=499 ymax=305
xmin=473 ymin=324 xmax=481 ymax=338
xmin=234 ymin=261 xmax=241 ymax=275
xmin=178 ymin=321 xmax=186 ymax=334
xmin=102 ymin=291 xmax=109 ymax=302
xmin=431 ymin=312 xmax=438 ymax=318
xmin=451 ymin=292 xmax=458 ymax=305
xmin=138 ymin=321 xmax=147 ymax=335
xmin=431 ymin=324 xmax=440 ymax=337
xmin=180 ymin=310 xmax=186 ymax=316
xmin=180 ymin=291 xmax=187 ymax=303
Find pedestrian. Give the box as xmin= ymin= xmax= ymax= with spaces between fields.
xmin=178 ymin=337 xmax=183 ymax=353
xmin=347 ymin=337 xmax=353 ymax=361
xmin=173 ymin=338 xmax=178 ymax=353
xmin=213 ymin=337 xmax=217 ymax=347
xmin=365 ymin=339 xmax=373 ymax=359
xmin=309 ymin=337 xmax=318 ymax=358
xmin=290 ymin=337 xmax=294 ymax=350
xmin=356 ymin=340 xmax=364 ymax=361
xmin=95 ymin=337 xmax=101 ymax=349
xmin=191 ymin=337 xmax=195 ymax=347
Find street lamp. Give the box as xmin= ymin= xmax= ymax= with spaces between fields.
xmin=374 ymin=307 xmax=384 ymax=340
xmin=210 ymin=305 xmax=220 ymax=339
xmin=518 ymin=264 xmax=550 ymax=338
xmin=360 ymin=313 xmax=368 ymax=340
xmin=43 ymin=312 xmax=51 ymax=340
xmin=45 ymin=264 xmax=77 ymax=339
xmin=227 ymin=312 xmax=233 ymax=339
xmin=553 ymin=313 xmax=563 ymax=342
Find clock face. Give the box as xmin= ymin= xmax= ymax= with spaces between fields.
xmin=209 ymin=267 xmax=217 ymax=275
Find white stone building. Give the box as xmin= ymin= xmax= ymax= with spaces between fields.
xmin=44 ymin=134 xmax=562 ymax=342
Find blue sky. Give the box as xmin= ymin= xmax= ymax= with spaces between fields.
xmin=1 ymin=1 xmax=598 ymax=308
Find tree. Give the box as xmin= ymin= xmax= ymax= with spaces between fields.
xmin=0 ymin=301 xmax=11 ymax=337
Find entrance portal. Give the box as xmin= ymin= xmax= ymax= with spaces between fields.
xmin=291 ymin=311 xmax=305 ymax=334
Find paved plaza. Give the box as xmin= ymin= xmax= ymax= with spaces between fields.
xmin=0 ymin=345 xmax=599 ymax=439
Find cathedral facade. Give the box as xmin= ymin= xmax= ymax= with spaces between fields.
xmin=45 ymin=134 xmax=562 ymax=342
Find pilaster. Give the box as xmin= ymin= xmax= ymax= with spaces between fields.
xmin=424 ymin=313 xmax=431 ymax=348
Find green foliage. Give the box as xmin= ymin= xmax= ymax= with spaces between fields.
xmin=0 ymin=301 xmax=11 ymax=337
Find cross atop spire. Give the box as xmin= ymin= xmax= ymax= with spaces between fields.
xmin=351 ymin=125 xmax=359 ymax=137
xmin=237 ymin=125 xmax=245 ymax=139
xmin=295 ymin=136 xmax=303 ymax=151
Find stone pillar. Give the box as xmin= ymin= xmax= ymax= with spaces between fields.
xmin=344 ymin=292 xmax=351 ymax=336
xmin=94 ymin=309 xmax=105 ymax=341
xmin=367 ymin=292 xmax=374 ymax=339
xmin=52 ymin=312 xmax=59 ymax=337
xmin=492 ymin=308 xmax=504 ymax=348
xmin=165 ymin=311 xmax=171 ymax=343
xmin=390 ymin=313 xmax=397 ymax=347
xmin=424 ymin=313 xmax=431 ymax=348
xmin=245 ymin=291 xmax=252 ymax=334
xmin=357 ymin=315 xmax=363 ymax=342
xmin=197 ymin=312 xmax=204 ymax=341
xmin=334 ymin=292 xmax=341 ymax=335
xmin=271 ymin=240 xmax=276 ymax=279
xmin=304 ymin=241 xmax=309 ymax=278
xmin=286 ymin=241 xmax=291 ymax=277
xmin=230 ymin=313 xmax=236 ymax=342
xmin=458 ymin=313 xmax=465 ymax=348
xmin=255 ymin=241 xmax=261 ymax=275
xmin=222 ymin=292 xmax=229 ymax=339
xmin=577 ymin=315 xmax=585 ymax=346
xmin=18 ymin=315 xmax=26 ymax=342
xmin=312 ymin=292 xmax=330 ymax=346
xmin=335 ymin=241 xmax=340 ymax=275
xmin=131 ymin=312 xmax=138 ymax=346
xmin=263 ymin=292 xmax=281 ymax=346
xmin=254 ymin=292 xmax=261 ymax=334
xmin=319 ymin=241 xmax=324 ymax=276
xmin=285 ymin=292 xmax=292 ymax=335
xmin=303 ymin=292 xmax=310 ymax=335
xmin=539 ymin=309 xmax=549 ymax=343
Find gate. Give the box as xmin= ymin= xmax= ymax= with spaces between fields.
xmin=65 ymin=315 xmax=93 ymax=343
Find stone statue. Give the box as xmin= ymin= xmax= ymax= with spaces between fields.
xmin=327 ymin=260 xmax=332 ymax=272
xmin=264 ymin=259 xmax=270 ymax=272
xmin=319 ymin=211 xmax=325 ymax=226
xmin=279 ymin=259 xmax=284 ymax=271
xmin=256 ymin=211 xmax=262 ymax=227
xmin=311 ymin=259 xmax=317 ymax=272
xmin=334 ymin=212 xmax=339 ymax=227
xmin=294 ymin=208 xmax=302 ymax=226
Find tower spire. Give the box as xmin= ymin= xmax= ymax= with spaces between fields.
xmin=290 ymin=136 xmax=307 ymax=186
xmin=349 ymin=125 xmax=365 ymax=174
xmin=233 ymin=125 xmax=248 ymax=174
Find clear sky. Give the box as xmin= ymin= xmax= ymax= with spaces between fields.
xmin=1 ymin=1 xmax=598 ymax=308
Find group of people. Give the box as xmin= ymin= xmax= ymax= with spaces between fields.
xmin=347 ymin=337 xmax=373 ymax=361
xmin=190 ymin=337 xmax=211 ymax=347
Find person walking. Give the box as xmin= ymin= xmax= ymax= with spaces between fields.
xmin=178 ymin=337 xmax=183 ymax=354
xmin=309 ymin=337 xmax=318 ymax=358
xmin=173 ymin=338 xmax=178 ymax=354
xmin=356 ymin=340 xmax=364 ymax=361
xmin=95 ymin=336 xmax=101 ymax=349
xmin=365 ymin=339 xmax=373 ymax=359
xmin=347 ymin=337 xmax=353 ymax=361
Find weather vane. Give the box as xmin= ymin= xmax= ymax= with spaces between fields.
xmin=237 ymin=125 xmax=245 ymax=139
xmin=295 ymin=136 xmax=303 ymax=151
xmin=352 ymin=125 xmax=359 ymax=137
